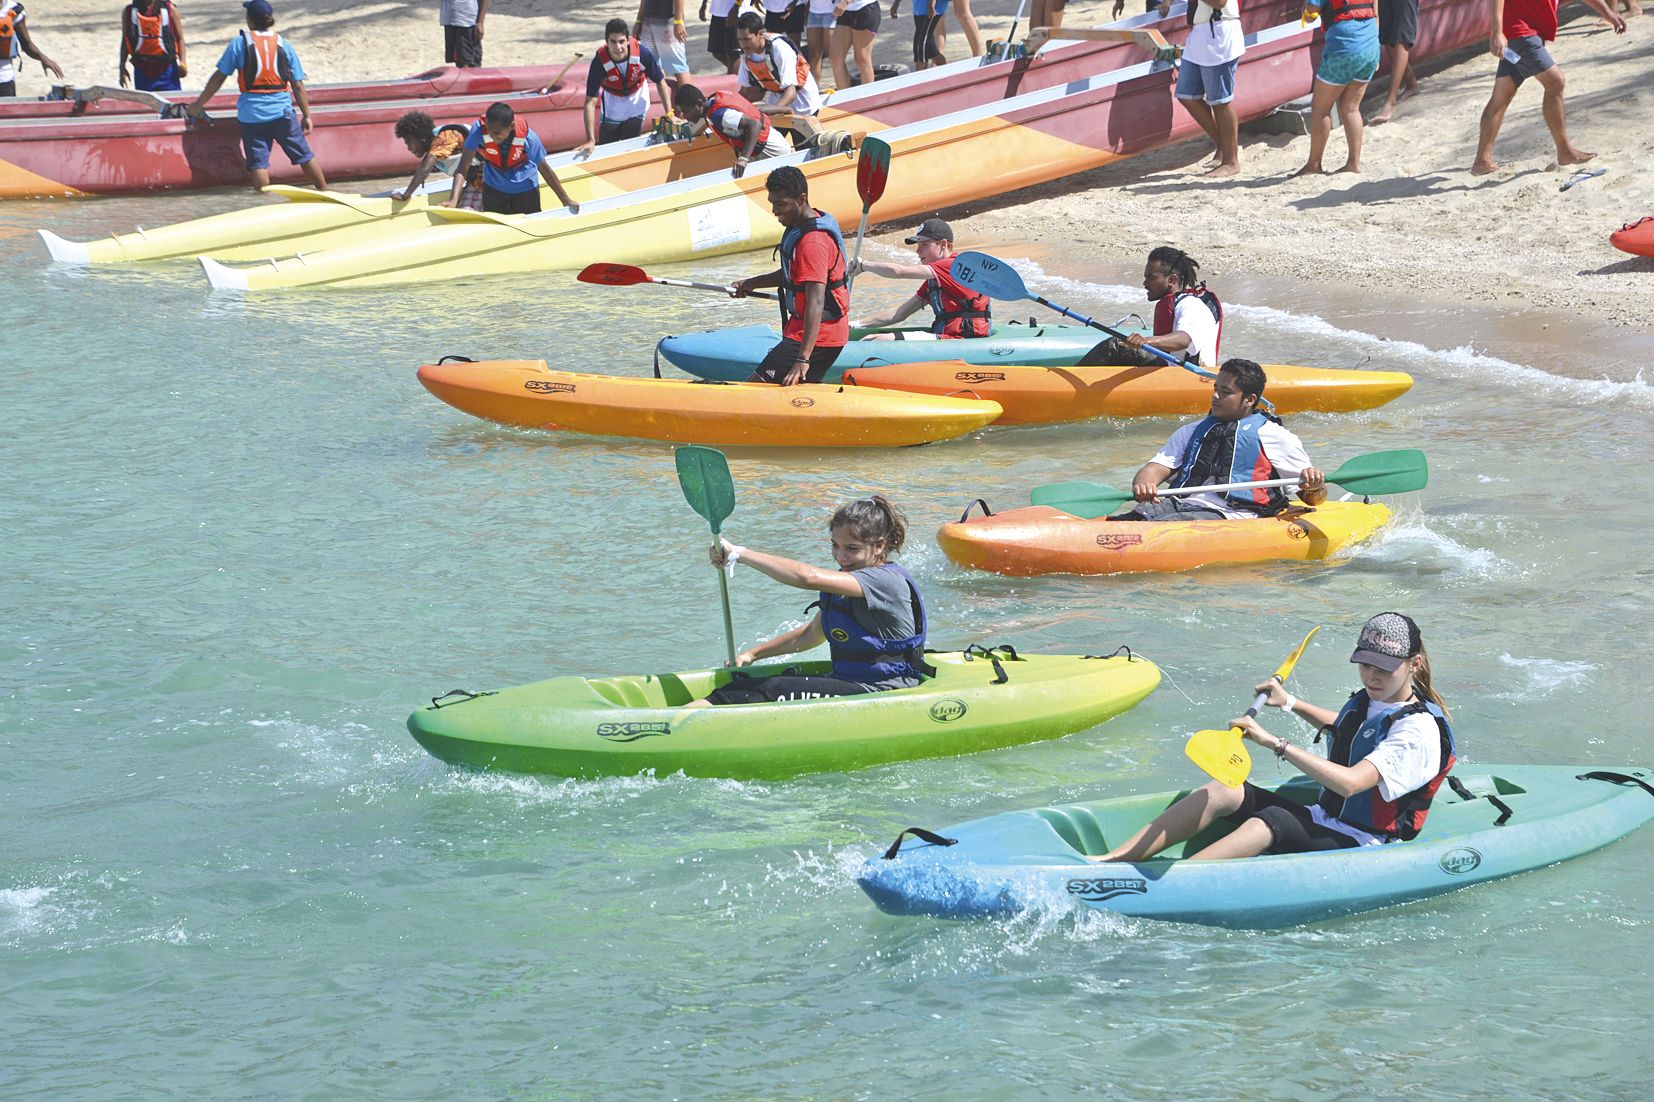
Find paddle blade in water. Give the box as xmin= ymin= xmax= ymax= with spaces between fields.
xmin=1029 ymin=480 xmax=1132 ymax=519
xmin=949 ymin=251 xmax=1029 ymax=303
xmin=577 ymin=263 xmax=649 ymax=287
xmin=674 ymin=446 xmax=736 ymax=533
xmin=856 ymin=137 xmax=892 ymax=206
xmin=1328 ymin=449 xmax=1428 ymax=496
xmin=1186 ymin=727 xmax=1251 ymax=788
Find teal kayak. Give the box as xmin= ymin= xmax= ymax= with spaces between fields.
xmin=407 ymin=647 xmax=1160 ymax=780
xmin=654 ymin=322 xmax=1127 ymax=382
xmin=858 ymin=765 xmax=1654 ymax=928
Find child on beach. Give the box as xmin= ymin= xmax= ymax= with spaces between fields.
xmin=446 ymin=101 xmax=579 ymax=215
xmin=1294 ymin=0 xmax=1380 ymax=175
xmin=391 ymin=110 xmax=480 ymax=207
xmin=0 ymin=1 xmax=67 ymax=96
xmin=696 ymin=496 xmax=929 ymax=705
xmin=1094 ymin=612 xmax=1456 ymax=861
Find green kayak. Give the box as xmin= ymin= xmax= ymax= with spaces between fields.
xmin=406 ymin=647 xmax=1161 ymax=780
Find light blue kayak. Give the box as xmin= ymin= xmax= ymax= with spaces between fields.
xmin=857 ymin=765 xmax=1654 ymax=929
xmin=654 ymin=322 xmax=1129 ymax=382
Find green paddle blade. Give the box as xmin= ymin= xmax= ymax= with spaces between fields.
xmin=949 ymin=251 xmax=1030 ymax=303
xmin=856 ymin=136 xmax=892 ymax=206
xmin=1328 ymin=449 xmax=1428 ymax=496
xmin=1029 ymin=481 xmax=1132 ymax=519
xmin=674 ymin=446 xmax=735 ymax=534
xmin=1186 ymin=727 xmax=1251 ymax=788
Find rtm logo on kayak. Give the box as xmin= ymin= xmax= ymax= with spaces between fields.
xmin=596 ymin=721 xmax=671 ymax=742
xmin=1096 ymin=534 xmax=1144 ymax=550
xmin=1066 ymin=877 xmax=1148 ymax=903
xmin=954 ymin=371 xmax=1007 ymax=383
xmin=1439 ymin=847 xmax=1482 ymax=876
xmin=928 ymin=699 xmax=968 ymax=723
xmin=986 ymin=346 xmax=1015 ymax=357
xmin=525 ymin=380 xmax=577 ymax=394
xmin=791 ymin=396 xmax=816 ymax=408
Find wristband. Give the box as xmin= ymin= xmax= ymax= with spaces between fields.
xmin=794 ymin=356 xmax=810 ymax=363
xmin=722 ymin=543 xmax=745 ymax=579
xmin=1274 ymin=736 xmax=1291 ymax=761
xmin=1277 ymin=693 xmax=1297 ymax=713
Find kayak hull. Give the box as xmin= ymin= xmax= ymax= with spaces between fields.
xmin=843 ymin=360 xmax=1415 ymax=420
xmin=416 ymin=359 xmax=1003 ymax=448
xmin=1609 ymin=217 xmax=1654 ymax=258
xmin=857 ymin=765 xmax=1654 ymax=928
xmin=407 ymin=650 xmax=1162 ymax=780
xmin=937 ymin=501 xmax=1392 ymax=575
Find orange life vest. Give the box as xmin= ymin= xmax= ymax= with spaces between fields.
xmin=743 ymin=35 xmax=810 ymax=94
xmin=126 ymin=2 xmax=177 ymax=61
xmin=477 ymin=116 xmax=530 ymax=169
xmin=598 ymin=38 xmax=646 ymax=96
xmin=1325 ymin=0 xmax=1376 ymax=21
xmin=705 ymin=90 xmax=771 ymax=150
xmin=0 ymin=4 xmax=21 ymax=59
xmin=237 ymin=29 xmax=291 ymax=94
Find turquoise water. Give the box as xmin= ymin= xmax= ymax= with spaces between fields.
xmin=6 ymin=191 xmax=1652 ymax=1098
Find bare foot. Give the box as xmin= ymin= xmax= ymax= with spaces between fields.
xmin=1291 ymin=163 xmax=1324 ymax=177
xmin=1204 ymin=162 xmax=1241 ymax=178
xmin=1371 ymin=104 xmax=1396 ymax=125
xmin=1337 ymin=161 xmax=1362 ymax=173
xmin=1558 ymin=148 xmax=1598 ymax=166
xmin=1470 ymin=159 xmax=1499 ymax=176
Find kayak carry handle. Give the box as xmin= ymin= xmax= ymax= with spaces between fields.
xmin=1577 ymin=770 xmax=1654 ymax=799
xmin=881 ymin=827 xmax=958 ymax=861
xmin=436 ymin=355 xmax=476 ymax=365
xmin=430 ymin=688 xmax=495 ymax=709
xmin=958 ymin=498 xmax=994 ymax=522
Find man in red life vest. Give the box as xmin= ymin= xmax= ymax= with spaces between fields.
xmin=731 ymin=166 xmax=850 ymax=386
xmin=119 ymin=0 xmax=187 ymax=92
xmin=671 ymin=82 xmax=790 ymax=178
xmin=576 ymin=18 xmax=674 ymax=156
xmin=1083 ymin=246 xmax=1222 ymax=369
xmin=0 ymin=2 xmax=66 ymax=96
xmin=446 ymin=101 xmax=580 ymax=215
xmin=849 ymin=218 xmax=993 ymax=340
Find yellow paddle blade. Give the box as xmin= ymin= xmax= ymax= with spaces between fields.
xmin=1272 ymin=625 xmax=1320 ymax=683
xmin=1186 ymin=726 xmax=1251 ymax=788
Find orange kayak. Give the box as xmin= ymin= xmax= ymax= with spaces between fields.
xmin=936 ymin=500 xmax=1392 ymax=575
xmin=1610 ymin=217 xmax=1654 ymax=258
xmin=841 ymin=361 xmax=1413 ymax=423
xmin=416 ymin=360 xmax=1003 ymax=448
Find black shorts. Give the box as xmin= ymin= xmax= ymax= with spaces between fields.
xmin=599 ymin=116 xmax=645 ymax=144
xmin=703 ymin=672 xmax=870 ymax=704
xmin=1226 ymin=783 xmax=1363 ymax=856
xmin=767 ymin=7 xmax=807 ymax=39
xmin=1376 ymin=0 xmax=1418 ymax=47
xmin=752 ymin=337 xmax=842 ymax=384
xmin=0 ymin=81 xmax=16 ymax=98
xmin=482 ymin=184 xmax=542 ymax=215
xmin=839 ymin=4 xmax=882 ymax=33
xmin=1079 ymin=335 xmax=1166 ymax=368
xmin=444 ymin=24 xmax=483 ymax=68
xmin=708 ymin=14 xmax=739 ymax=57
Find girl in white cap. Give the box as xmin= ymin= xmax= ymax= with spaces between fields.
xmin=1095 ymin=612 xmax=1457 ymax=862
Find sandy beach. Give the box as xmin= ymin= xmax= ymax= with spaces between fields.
xmin=20 ymin=1 xmax=1654 ymax=331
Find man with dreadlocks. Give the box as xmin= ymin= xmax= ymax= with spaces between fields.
xmin=1084 ymin=246 xmax=1223 ymax=369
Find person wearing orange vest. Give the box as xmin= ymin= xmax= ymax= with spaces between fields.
xmin=184 ymin=1 xmax=327 ymax=192
xmin=446 ymin=101 xmax=580 ymax=216
xmin=0 ymin=2 xmax=65 ymax=97
xmin=119 ymin=0 xmax=187 ymax=93
xmin=849 ymin=218 xmax=994 ymax=340
xmin=734 ymin=10 xmax=821 ymax=119
xmin=672 ymin=83 xmax=790 ymax=178
xmin=577 ymin=18 xmax=674 ymax=156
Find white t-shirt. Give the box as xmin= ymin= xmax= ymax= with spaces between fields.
xmin=0 ymin=2 xmax=26 ymax=84
xmin=438 ymin=0 xmax=482 ymax=28
xmin=737 ymin=33 xmax=820 ymax=115
xmin=1150 ymin=417 xmax=1314 ymax=518
xmin=1309 ymin=698 xmax=1444 ymax=846
xmin=711 ymin=0 xmax=738 ymax=16
xmin=1181 ymin=1 xmax=1246 ymax=68
xmin=1171 ymin=292 xmax=1221 ymax=367
xmin=808 ymin=0 xmax=836 ymax=13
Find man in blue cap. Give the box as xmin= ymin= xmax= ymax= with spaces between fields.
xmin=184 ymin=0 xmax=328 ymax=191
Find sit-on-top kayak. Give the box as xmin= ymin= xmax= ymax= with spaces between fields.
xmin=857 ymin=765 xmax=1654 ymax=928
xmin=842 ymin=360 xmax=1415 ymax=420
xmin=416 ymin=359 xmax=1003 ymax=448
xmin=937 ymin=500 xmax=1392 ymax=575
xmin=406 ymin=648 xmax=1162 ymax=779
xmin=655 ymin=323 xmax=1118 ymax=381
xmin=1610 ymin=217 xmax=1654 ymax=258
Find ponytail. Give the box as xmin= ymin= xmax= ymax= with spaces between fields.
xmin=830 ymin=495 xmax=907 ymax=558
xmin=1411 ymin=645 xmax=1450 ymax=721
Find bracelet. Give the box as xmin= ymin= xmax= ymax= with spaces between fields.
xmin=793 ymin=356 xmax=810 ymax=363
xmin=1277 ymin=693 xmax=1297 ymax=712
xmin=1274 ymin=736 xmax=1291 ymax=761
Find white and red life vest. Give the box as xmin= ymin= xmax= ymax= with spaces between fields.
xmin=598 ymin=38 xmax=646 ymax=96
xmin=477 ymin=116 xmax=530 ymax=169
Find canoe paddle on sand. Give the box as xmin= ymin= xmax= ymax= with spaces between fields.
xmin=1185 ymin=627 xmax=1321 ymax=787
xmin=578 ymin=262 xmax=778 ymax=299
xmin=1029 ymin=448 xmax=1428 ymax=520
xmin=675 ymin=446 xmax=739 ymax=665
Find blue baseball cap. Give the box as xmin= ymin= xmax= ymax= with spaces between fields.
xmin=244 ymin=0 xmax=274 ymax=20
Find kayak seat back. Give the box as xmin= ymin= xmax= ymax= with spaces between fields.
xmin=585 ymin=674 xmax=699 ymax=709
xmin=1036 ymin=806 xmax=1108 ymax=855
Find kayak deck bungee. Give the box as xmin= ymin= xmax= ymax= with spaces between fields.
xmin=416 ymin=359 xmax=1004 ymax=448
xmin=841 ymin=360 xmax=1415 ymax=420
xmin=857 ymin=766 xmax=1654 ymax=928
xmin=406 ymin=648 xmax=1162 ymax=780
xmin=936 ymin=500 xmax=1393 ymax=575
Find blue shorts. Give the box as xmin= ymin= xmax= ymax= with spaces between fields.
xmin=239 ymin=111 xmax=314 ymax=171
xmin=807 ymin=10 xmax=837 ymax=29
xmin=1316 ymin=45 xmax=1381 ymax=87
xmin=914 ymin=0 xmax=952 ymax=14
xmin=133 ymin=64 xmax=181 ymax=92
xmin=1175 ymin=57 xmax=1239 ymax=105
xmin=1495 ymin=34 xmax=1556 ymax=87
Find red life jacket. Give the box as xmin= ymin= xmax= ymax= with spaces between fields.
xmin=705 ymin=90 xmax=772 ymax=150
xmin=744 ymin=35 xmax=811 ymax=94
xmin=0 ymin=4 xmax=22 ymax=59
xmin=926 ymin=255 xmax=992 ymax=339
xmin=1325 ymin=0 xmax=1376 ymax=22
xmin=1152 ymin=284 xmax=1223 ymax=360
xmin=598 ymin=38 xmax=646 ymax=96
xmin=237 ymin=29 xmax=291 ymax=94
xmin=477 ymin=117 xmax=530 ymax=169
xmin=126 ymin=2 xmax=177 ymax=62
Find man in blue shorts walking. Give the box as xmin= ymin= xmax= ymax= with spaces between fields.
xmin=183 ymin=0 xmax=327 ymax=191
xmin=1169 ymin=0 xmax=1243 ymax=178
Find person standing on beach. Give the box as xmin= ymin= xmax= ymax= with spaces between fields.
xmin=0 ymin=1 xmax=66 ymax=96
xmin=1470 ymin=0 xmax=1627 ymax=176
xmin=735 ymin=11 xmax=822 ymax=120
xmin=892 ymin=0 xmax=949 ymax=70
xmin=636 ymin=0 xmax=697 ymax=90
xmin=702 ymin=0 xmax=741 ymax=74
xmin=119 ymin=0 xmax=187 ymax=93
xmin=762 ymin=0 xmax=809 ymax=44
xmin=439 ymin=0 xmax=488 ymax=69
xmin=829 ymin=0 xmax=881 ymax=88
xmin=1370 ymin=0 xmax=1418 ymax=124
xmin=1167 ymin=0 xmax=1244 ymax=178
xmin=184 ymin=1 xmax=327 ymax=192
xmin=1084 ymin=247 xmax=1223 ymax=369
xmin=1293 ymin=0 xmax=1380 ymax=176
xmin=576 ymin=19 xmax=673 ymax=155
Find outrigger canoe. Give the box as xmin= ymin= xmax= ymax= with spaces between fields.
xmin=936 ymin=500 xmax=1393 ymax=575
xmin=416 ymin=359 xmax=1003 ymax=448
xmin=858 ymin=765 xmax=1654 ymax=928
xmin=406 ymin=648 xmax=1161 ymax=779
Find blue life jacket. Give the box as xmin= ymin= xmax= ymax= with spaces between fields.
xmin=1168 ymin=410 xmax=1290 ymax=515
xmin=1316 ymin=690 xmax=1456 ymax=841
xmin=815 ymin=562 xmax=928 ymax=685
xmin=776 ymin=209 xmax=849 ymax=328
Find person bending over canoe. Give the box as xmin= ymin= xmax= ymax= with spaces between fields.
xmin=849 ymin=217 xmax=992 ymax=341
xmin=446 ymin=101 xmax=579 ymax=216
xmin=731 ymin=165 xmax=850 ymax=385
xmin=1083 ymin=246 xmax=1221 ymax=369
xmin=576 ymin=18 xmax=675 ymax=156
xmin=734 ymin=10 xmax=822 ymax=122
xmin=1094 ymin=612 xmax=1455 ymax=861
xmin=0 ymin=1 xmax=66 ymax=97
xmin=119 ymin=0 xmax=187 ymax=93
xmin=1112 ymin=358 xmax=1325 ymax=522
xmin=673 ymin=83 xmax=791 ymax=178
xmin=392 ymin=111 xmax=482 ymax=206
xmin=185 ymin=1 xmax=326 ymax=192
xmin=695 ymin=496 xmax=929 ymax=705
